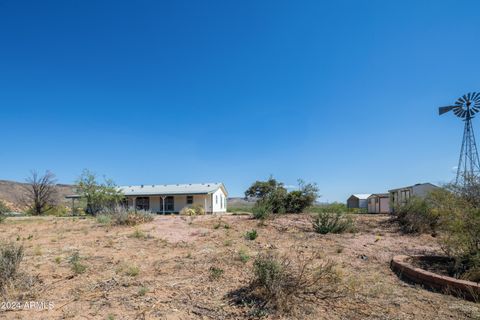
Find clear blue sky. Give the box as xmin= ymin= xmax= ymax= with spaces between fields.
xmin=0 ymin=0 xmax=477 ymax=202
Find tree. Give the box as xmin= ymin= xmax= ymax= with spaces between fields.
xmin=285 ymin=180 xmax=319 ymax=213
xmin=23 ymin=170 xmax=58 ymax=215
xmin=246 ymin=177 xmax=319 ymax=215
xmin=76 ymin=169 xmax=124 ymax=215
xmin=245 ymin=176 xmax=286 ymax=199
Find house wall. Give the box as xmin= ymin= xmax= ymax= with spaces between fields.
xmin=367 ymin=197 xmax=377 ymax=213
xmin=125 ymin=193 xmax=221 ymax=214
xmin=379 ymin=197 xmax=389 ymax=213
xmin=212 ymin=188 xmax=227 ymax=213
xmin=358 ymin=199 xmax=368 ymax=209
xmin=368 ymin=196 xmax=390 ymax=213
xmin=412 ymin=184 xmax=438 ymax=197
xmin=347 ymin=196 xmax=359 ymax=208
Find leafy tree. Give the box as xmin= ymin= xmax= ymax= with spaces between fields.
xmin=23 ymin=170 xmax=58 ymax=215
xmin=285 ymin=180 xmax=319 ymax=213
xmin=247 ymin=177 xmax=319 ymax=215
xmin=245 ymin=177 xmax=286 ymax=199
xmin=76 ymin=170 xmax=124 ymax=216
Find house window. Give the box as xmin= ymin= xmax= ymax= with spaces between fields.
xmin=187 ymin=195 xmax=193 ymax=205
xmin=136 ymin=197 xmax=150 ymax=211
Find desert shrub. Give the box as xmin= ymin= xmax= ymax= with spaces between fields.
xmin=0 ymin=242 xmax=24 ymax=291
xmin=0 ymin=215 xmax=5 ymax=224
xmin=232 ymin=251 xmax=339 ymax=314
xmin=130 ymin=228 xmax=151 ymax=240
xmin=284 ymin=181 xmax=319 ymax=213
xmin=427 ymin=185 xmax=480 ymax=281
xmin=209 ymin=266 xmax=224 ymax=280
xmin=312 ymin=212 xmax=354 ymax=234
xmin=252 ymin=201 xmax=271 ymax=220
xmin=309 ymin=202 xmax=366 ymax=214
xmin=98 ymin=206 xmax=154 ymax=226
xmin=0 ymin=200 xmax=11 ymax=215
xmin=245 ymin=229 xmax=258 ymax=240
xmin=96 ymin=214 xmax=112 ymax=225
xmin=180 ymin=204 xmax=205 ymax=216
xmin=45 ymin=205 xmax=70 ymax=217
xmin=245 ymin=177 xmax=319 ymax=214
xmin=238 ymin=249 xmax=251 ymax=263
xmin=125 ymin=265 xmax=140 ymax=277
xmin=180 ymin=207 xmax=196 ymax=216
xmin=393 ymin=196 xmax=438 ymax=234
xmin=69 ymin=251 xmax=86 ymax=274
xmin=138 ymin=286 xmax=148 ymax=296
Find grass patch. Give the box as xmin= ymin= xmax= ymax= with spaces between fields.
xmin=238 ymin=249 xmax=251 ymax=263
xmin=0 ymin=242 xmax=24 ymax=291
xmin=245 ymin=229 xmax=258 ymax=240
xmin=209 ymin=266 xmax=224 ymax=280
xmin=312 ymin=212 xmax=354 ymax=234
xmin=69 ymin=251 xmax=87 ymax=275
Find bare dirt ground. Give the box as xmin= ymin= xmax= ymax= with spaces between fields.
xmin=0 ymin=214 xmax=479 ymax=319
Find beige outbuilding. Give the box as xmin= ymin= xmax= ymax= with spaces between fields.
xmin=367 ymin=193 xmax=390 ymax=214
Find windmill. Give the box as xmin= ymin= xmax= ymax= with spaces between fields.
xmin=439 ymin=92 xmax=480 ymax=185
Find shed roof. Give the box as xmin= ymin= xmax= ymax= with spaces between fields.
xmin=349 ymin=194 xmax=372 ymax=200
xmin=368 ymin=193 xmax=389 ymax=198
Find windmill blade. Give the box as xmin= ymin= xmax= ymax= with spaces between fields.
xmin=439 ymin=105 xmax=456 ymax=115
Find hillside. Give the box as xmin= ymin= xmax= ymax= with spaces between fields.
xmin=0 ymin=179 xmax=75 ymax=211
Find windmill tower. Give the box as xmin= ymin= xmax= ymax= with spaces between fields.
xmin=439 ymin=93 xmax=480 ymax=185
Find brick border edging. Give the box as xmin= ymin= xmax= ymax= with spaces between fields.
xmin=390 ymin=255 xmax=480 ymax=301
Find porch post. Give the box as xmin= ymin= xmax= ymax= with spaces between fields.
xmin=204 ymin=197 xmax=207 ymax=214
xmin=161 ymin=196 xmax=166 ymax=215
xmin=71 ymin=198 xmax=76 ymax=216
xmin=133 ymin=197 xmax=137 ymax=212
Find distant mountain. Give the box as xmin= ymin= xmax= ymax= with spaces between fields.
xmin=227 ymin=197 xmax=256 ymax=208
xmin=0 ymin=179 xmax=75 ymax=211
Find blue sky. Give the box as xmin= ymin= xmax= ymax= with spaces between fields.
xmin=0 ymin=0 xmax=477 ymax=201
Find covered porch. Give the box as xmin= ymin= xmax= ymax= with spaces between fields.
xmin=126 ymin=193 xmax=212 ymax=214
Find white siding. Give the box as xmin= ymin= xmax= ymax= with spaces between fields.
xmin=212 ymin=188 xmax=227 ymax=213
xmin=125 ymin=193 xmax=220 ymax=214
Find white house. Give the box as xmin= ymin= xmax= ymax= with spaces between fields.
xmin=68 ymin=183 xmax=228 ymax=214
xmin=346 ymin=194 xmax=371 ymax=209
xmin=388 ymin=183 xmax=438 ymax=213
xmin=367 ymin=193 xmax=390 ymax=214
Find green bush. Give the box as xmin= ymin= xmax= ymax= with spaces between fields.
xmin=69 ymin=251 xmax=86 ymax=275
xmin=312 ymin=212 xmax=353 ymax=234
xmin=96 ymin=214 xmax=112 ymax=225
xmin=209 ymin=266 xmax=224 ymax=280
xmin=252 ymin=201 xmax=271 ymax=220
xmin=0 ymin=200 xmax=10 ymax=215
xmin=0 ymin=242 xmax=24 ymax=291
xmin=246 ymin=251 xmax=339 ymax=314
xmin=98 ymin=207 xmax=154 ymax=226
xmin=245 ymin=177 xmax=319 ymax=214
xmin=180 ymin=204 xmax=205 ymax=216
xmin=393 ymin=196 xmax=438 ymax=234
xmin=245 ymin=229 xmax=258 ymax=240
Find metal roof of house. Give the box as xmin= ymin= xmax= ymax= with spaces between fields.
xmin=119 ymin=183 xmax=226 ymax=196
xmin=349 ymin=194 xmax=372 ymax=200
xmin=65 ymin=183 xmax=227 ymax=199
